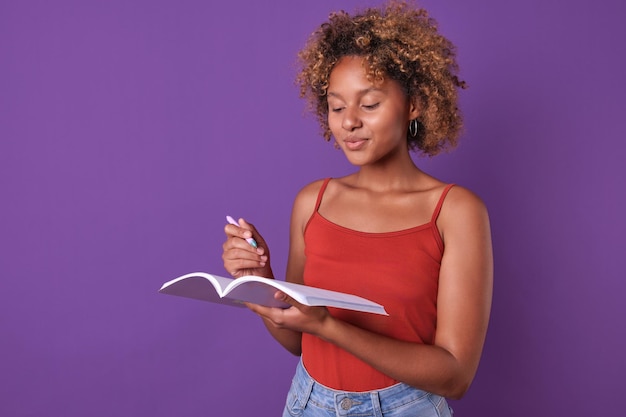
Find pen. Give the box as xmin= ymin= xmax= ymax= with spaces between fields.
xmin=226 ymin=215 xmax=258 ymax=248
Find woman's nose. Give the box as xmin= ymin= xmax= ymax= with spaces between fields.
xmin=341 ymin=107 xmax=362 ymax=131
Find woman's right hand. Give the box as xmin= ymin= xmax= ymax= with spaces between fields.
xmin=222 ymin=217 xmax=272 ymax=278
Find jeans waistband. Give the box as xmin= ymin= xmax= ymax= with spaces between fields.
xmin=287 ymin=358 xmax=452 ymax=417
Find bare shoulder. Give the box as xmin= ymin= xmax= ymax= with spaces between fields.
xmin=439 ymin=185 xmax=490 ymax=236
xmin=293 ymin=178 xmax=326 ymax=210
xmin=291 ymin=178 xmax=328 ymax=232
xmin=444 ymin=185 xmax=488 ymax=213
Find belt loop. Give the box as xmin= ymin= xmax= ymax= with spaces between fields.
xmin=371 ymin=391 xmax=383 ymax=417
xmin=300 ymin=359 xmax=314 ymax=405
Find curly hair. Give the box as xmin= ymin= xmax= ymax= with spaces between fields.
xmin=296 ymin=1 xmax=466 ymax=156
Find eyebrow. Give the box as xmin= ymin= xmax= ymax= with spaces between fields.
xmin=327 ymin=87 xmax=385 ymax=98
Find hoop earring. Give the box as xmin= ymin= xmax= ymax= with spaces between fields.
xmin=409 ymin=119 xmax=419 ymax=138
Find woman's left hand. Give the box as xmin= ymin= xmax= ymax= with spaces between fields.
xmin=245 ymin=291 xmax=332 ymax=338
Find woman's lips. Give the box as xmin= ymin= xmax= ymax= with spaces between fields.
xmin=344 ymin=138 xmax=368 ymax=150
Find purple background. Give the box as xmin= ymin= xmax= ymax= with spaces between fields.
xmin=1 ymin=0 xmax=624 ymax=415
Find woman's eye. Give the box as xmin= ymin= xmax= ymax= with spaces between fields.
xmin=362 ymin=103 xmax=380 ymax=110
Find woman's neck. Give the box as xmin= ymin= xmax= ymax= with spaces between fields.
xmin=350 ymin=157 xmax=426 ymax=193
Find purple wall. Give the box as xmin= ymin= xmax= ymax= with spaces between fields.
xmin=1 ymin=0 xmax=624 ymax=415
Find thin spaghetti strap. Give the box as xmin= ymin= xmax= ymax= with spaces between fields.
xmin=431 ymin=184 xmax=456 ymax=223
xmin=314 ymin=178 xmax=332 ymax=212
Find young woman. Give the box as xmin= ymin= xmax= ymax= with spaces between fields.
xmin=223 ymin=2 xmax=493 ymax=416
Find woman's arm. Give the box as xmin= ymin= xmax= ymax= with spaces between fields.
xmin=247 ymin=186 xmax=493 ymax=399
xmin=257 ymin=181 xmax=324 ymax=355
xmin=223 ymin=181 xmax=323 ymax=356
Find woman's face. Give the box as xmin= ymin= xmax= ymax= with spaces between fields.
xmin=326 ymin=56 xmax=419 ymax=167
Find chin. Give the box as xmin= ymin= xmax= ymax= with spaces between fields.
xmin=343 ymin=154 xmax=374 ymax=167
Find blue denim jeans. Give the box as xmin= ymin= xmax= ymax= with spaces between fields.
xmin=283 ymin=359 xmax=453 ymax=417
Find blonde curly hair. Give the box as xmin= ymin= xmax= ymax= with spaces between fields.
xmin=296 ymin=1 xmax=466 ymax=156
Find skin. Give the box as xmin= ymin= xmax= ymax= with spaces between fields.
xmin=222 ymin=56 xmax=493 ymax=400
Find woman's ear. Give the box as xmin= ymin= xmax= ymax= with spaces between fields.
xmin=408 ymin=97 xmax=420 ymax=120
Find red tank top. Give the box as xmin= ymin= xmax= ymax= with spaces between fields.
xmin=301 ymin=178 xmax=454 ymax=391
